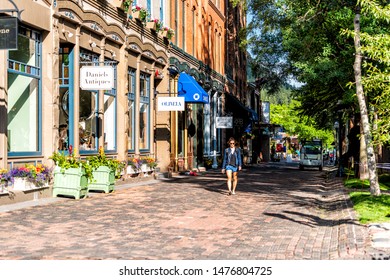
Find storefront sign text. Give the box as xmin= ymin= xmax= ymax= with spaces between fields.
xmin=216 ymin=117 xmax=233 ymax=128
xmin=80 ymin=66 xmax=114 ymax=90
xmin=0 ymin=17 xmax=18 ymax=50
xmin=158 ymin=97 xmax=185 ymax=111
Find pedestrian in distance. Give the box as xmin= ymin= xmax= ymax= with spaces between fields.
xmin=221 ymin=137 xmax=242 ymax=195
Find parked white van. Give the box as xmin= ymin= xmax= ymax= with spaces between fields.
xmin=299 ymin=140 xmax=323 ymax=171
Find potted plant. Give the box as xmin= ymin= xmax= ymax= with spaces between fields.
xmin=86 ymin=147 xmax=125 ymax=193
xmin=160 ymin=26 xmax=169 ymax=37
xmin=131 ymin=5 xmax=149 ymax=23
xmin=204 ymin=157 xmax=213 ymax=169
xmin=50 ymin=145 xmax=91 ymax=199
xmin=121 ymin=0 xmax=132 ymax=12
xmin=147 ymin=18 xmax=163 ymax=32
xmin=167 ymin=28 xmax=175 ymax=40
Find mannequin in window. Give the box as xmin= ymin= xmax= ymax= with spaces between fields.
xmin=58 ymin=124 xmax=68 ymax=151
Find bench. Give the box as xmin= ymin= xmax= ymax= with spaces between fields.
xmin=376 ymin=163 xmax=390 ymax=173
xmin=324 ymin=167 xmax=339 ymax=180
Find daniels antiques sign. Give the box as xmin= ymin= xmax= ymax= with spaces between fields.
xmin=0 ymin=17 xmax=18 ymax=50
xmin=80 ymin=66 xmax=114 ymax=90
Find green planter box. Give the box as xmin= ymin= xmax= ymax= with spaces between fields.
xmin=88 ymin=166 xmax=115 ymax=193
xmin=53 ymin=167 xmax=88 ymax=199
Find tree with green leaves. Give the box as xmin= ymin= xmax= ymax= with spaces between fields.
xmin=270 ymin=100 xmax=334 ymax=148
xmin=244 ymin=0 xmax=389 ymax=195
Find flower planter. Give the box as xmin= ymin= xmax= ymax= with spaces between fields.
xmin=13 ymin=177 xmax=36 ymax=191
xmin=141 ymin=164 xmax=150 ymax=173
xmin=0 ymin=182 xmax=8 ymax=194
xmin=111 ymin=0 xmax=123 ymax=8
xmin=88 ymin=166 xmax=115 ymax=193
xmin=146 ymin=21 xmax=157 ymax=31
xmin=132 ymin=10 xmax=140 ymax=20
xmin=160 ymin=30 xmax=168 ymax=37
xmin=126 ymin=165 xmax=139 ymax=175
xmin=141 ymin=164 xmax=153 ymax=177
xmin=53 ymin=167 xmax=88 ymax=199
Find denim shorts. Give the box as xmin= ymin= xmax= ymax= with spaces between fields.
xmin=225 ymin=165 xmax=238 ymax=172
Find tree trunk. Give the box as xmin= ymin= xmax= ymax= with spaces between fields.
xmin=359 ymin=124 xmax=369 ymax=180
xmin=353 ymin=7 xmax=380 ymax=195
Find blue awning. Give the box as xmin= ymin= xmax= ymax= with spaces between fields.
xmin=178 ymin=72 xmax=209 ymax=104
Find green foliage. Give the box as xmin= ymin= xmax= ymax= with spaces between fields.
xmin=49 ymin=151 xmax=93 ymax=182
xmin=346 ymin=174 xmax=390 ymax=223
xmin=248 ymin=0 xmax=389 ymax=147
xmin=345 ymin=174 xmax=390 ymax=191
xmin=50 ymin=151 xmax=81 ymax=170
xmin=349 ymin=192 xmax=390 ymax=224
xmin=123 ymin=0 xmax=132 ymax=13
xmin=86 ymin=147 xmax=125 ymax=177
xmin=269 ymin=99 xmax=334 ymax=147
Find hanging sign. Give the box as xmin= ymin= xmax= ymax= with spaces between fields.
xmin=216 ymin=117 xmax=233 ymax=128
xmin=157 ymin=97 xmax=185 ymax=111
xmin=0 ymin=17 xmax=18 ymax=50
xmin=80 ymin=66 xmax=114 ymax=90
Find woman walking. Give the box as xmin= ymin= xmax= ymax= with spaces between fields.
xmin=221 ymin=137 xmax=242 ymax=195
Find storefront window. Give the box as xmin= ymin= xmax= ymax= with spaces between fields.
xmin=7 ymin=26 xmax=41 ymax=155
xmin=58 ymin=88 xmax=69 ymax=151
xmin=103 ymin=61 xmax=117 ymax=152
xmin=139 ymin=73 xmax=150 ymax=150
xmin=104 ymin=93 xmax=116 ymax=150
xmin=79 ymin=90 xmax=98 ymax=151
xmin=58 ymin=46 xmax=73 ymax=152
xmin=127 ymin=68 xmax=136 ymax=151
xmin=7 ymin=73 xmax=39 ymax=152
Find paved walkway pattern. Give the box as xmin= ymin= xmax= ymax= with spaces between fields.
xmin=0 ymin=164 xmax=389 ymax=260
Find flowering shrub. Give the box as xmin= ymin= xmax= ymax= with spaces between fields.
xmin=5 ymin=164 xmax=51 ymax=186
xmin=142 ymin=157 xmax=158 ymax=168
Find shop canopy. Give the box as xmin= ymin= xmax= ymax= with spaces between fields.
xmin=225 ymin=93 xmax=259 ymax=121
xmin=178 ymin=72 xmax=209 ymax=104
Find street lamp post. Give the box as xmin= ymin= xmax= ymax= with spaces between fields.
xmin=333 ymin=121 xmax=339 ymax=167
xmin=337 ymin=111 xmax=344 ymax=177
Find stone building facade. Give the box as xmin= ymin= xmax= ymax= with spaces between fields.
xmin=0 ymin=0 xmax=253 ymax=178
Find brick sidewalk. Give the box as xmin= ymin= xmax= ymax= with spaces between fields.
xmin=0 ymin=165 xmax=388 ymax=260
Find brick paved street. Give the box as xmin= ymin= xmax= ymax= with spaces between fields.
xmin=0 ymin=164 xmax=389 ymax=260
